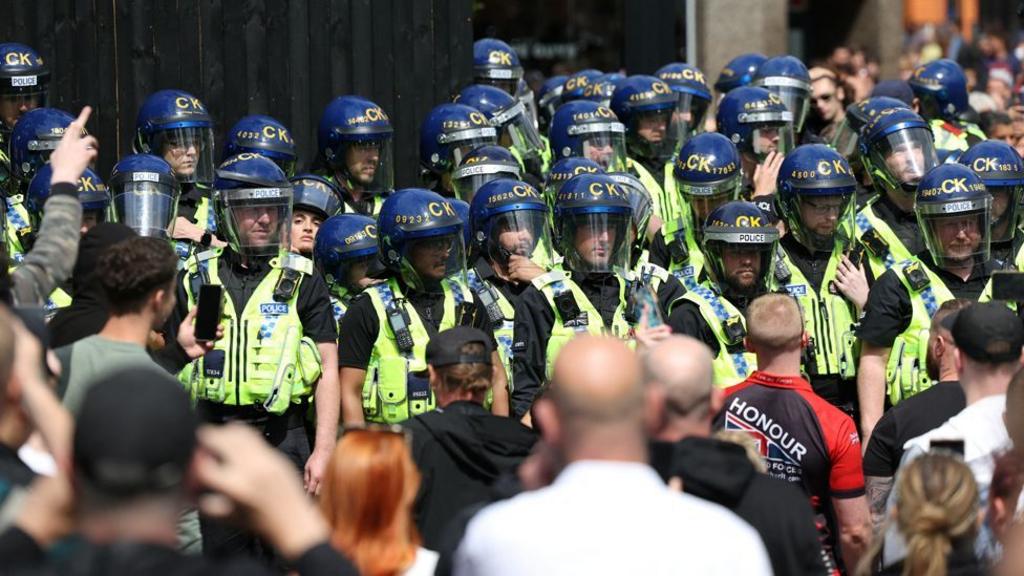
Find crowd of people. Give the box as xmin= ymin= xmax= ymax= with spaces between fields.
xmin=1 ymin=29 xmax=1024 ymax=575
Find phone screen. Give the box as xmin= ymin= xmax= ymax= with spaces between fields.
xmin=195 ymin=285 xmax=223 ymax=342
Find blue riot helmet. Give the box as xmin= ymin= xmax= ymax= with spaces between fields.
xmin=958 ymin=140 xmax=1024 ymax=244
xmin=859 ymin=107 xmax=938 ymax=195
xmin=915 ymin=164 xmax=991 ymax=267
xmin=581 ymin=73 xmax=625 ymax=108
xmin=544 ymin=156 xmax=603 ymax=209
xmin=908 ymin=59 xmax=969 ymax=121
xmin=419 ymin=103 xmax=498 ymax=183
xmin=223 ymin=115 xmax=298 ymax=177
xmin=451 ymin=144 xmax=521 ymax=203
xmin=108 ymin=154 xmax=180 ymax=238
xmin=673 ymin=132 xmax=743 ymax=237
xmin=537 ymin=74 xmax=567 ymax=132
xmin=289 ymin=174 xmax=343 ymax=220
xmin=9 ymin=107 xmax=75 ymax=185
xmin=456 ymin=84 xmax=544 ymax=171
xmin=27 ymin=164 xmax=110 ymax=235
xmin=134 ymin=89 xmax=216 ymax=185
xmin=656 ymin=63 xmax=712 ymax=146
xmin=0 ymin=43 xmax=50 ymax=133
xmin=752 ymin=56 xmax=812 ymax=133
xmin=702 ymin=201 xmax=780 ymax=298
xmin=716 ymin=86 xmax=795 ymax=163
xmin=214 ymin=153 xmax=293 ymax=258
xmin=318 ymin=96 xmax=395 ymax=196
xmin=607 ymin=171 xmax=655 ymax=256
xmin=378 ymin=188 xmax=467 ymax=292
xmin=471 ymin=178 xmax=552 ymax=270
xmin=549 ymin=100 xmax=627 ymax=172
xmin=314 ymin=214 xmax=381 ymax=293
xmin=831 ymin=96 xmax=911 ymax=158
xmin=561 ymin=69 xmax=603 ymax=103
xmin=450 ymin=198 xmax=472 ymax=256
xmin=554 ymin=173 xmax=632 ymax=274
xmin=777 ymin=144 xmax=858 ymax=252
xmin=473 ymin=38 xmax=524 ymax=95
xmin=611 ymin=75 xmax=679 ymax=163
xmin=714 ymin=53 xmax=767 ymax=95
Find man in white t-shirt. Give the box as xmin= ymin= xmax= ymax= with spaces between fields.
xmin=454 ymin=336 xmax=771 ymax=576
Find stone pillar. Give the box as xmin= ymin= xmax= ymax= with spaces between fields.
xmin=697 ymin=0 xmax=788 ymax=90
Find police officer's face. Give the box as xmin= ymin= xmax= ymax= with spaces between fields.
xmin=574 ymin=223 xmax=616 ymax=267
xmin=583 ymin=137 xmax=615 ymax=170
xmin=236 ymin=206 xmax=278 ymax=247
xmin=798 ymin=195 xmax=845 ymax=238
xmin=495 ymin=219 xmax=535 ymax=256
xmin=0 ymin=94 xmax=41 ymax=129
xmin=935 ymin=215 xmax=981 ymax=261
xmin=345 ymin=142 xmax=380 ymax=186
xmin=346 ymin=257 xmax=377 ymax=290
xmin=81 ymin=210 xmax=103 ymax=235
xmin=290 ymin=209 xmax=323 ymax=255
xmin=636 ymin=111 xmax=669 ymax=144
xmin=754 ymin=126 xmax=780 ymax=155
xmin=884 ymin=143 xmax=925 ymax=184
xmin=409 ymin=236 xmax=453 ymax=281
xmin=163 ymin=139 xmax=199 ymax=177
xmin=722 ymin=246 xmax=762 ymax=292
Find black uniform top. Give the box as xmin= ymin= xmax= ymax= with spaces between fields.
xmin=510 ymin=269 xmax=680 ymax=418
xmin=473 ymin=257 xmax=531 ymax=303
xmin=175 ymin=183 xmax=207 ymax=223
xmin=867 ymin=193 xmax=925 ymax=258
xmin=666 ymin=290 xmax=754 ymax=355
xmin=337 ymin=277 xmax=493 ymax=370
xmin=856 ymin=253 xmax=996 ymax=348
xmin=159 ymin=249 xmax=338 ymax=374
xmin=861 ymin=380 xmax=966 ymax=477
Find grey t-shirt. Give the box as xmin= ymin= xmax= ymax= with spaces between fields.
xmin=57 ymin=335 xmax=157 ymax=413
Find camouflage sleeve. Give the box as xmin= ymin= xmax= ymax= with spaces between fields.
xmin=10 ymin=186 xmax=82 ymax=307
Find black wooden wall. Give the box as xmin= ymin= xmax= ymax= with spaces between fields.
xmin=1 ymin=0 xmax=473 ymax=188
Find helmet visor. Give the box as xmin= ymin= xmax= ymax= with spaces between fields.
xmin=153 ymin=127 xmax=216 ymax=185
xmin=988 ymin=184 xmax=1024 ymax=243
xmin=452 ymin=165 xmax=520 ymax=203
xmin=869 ymin=126 xmax=938 ymax=192
xmin=669 ymin=93 xmax=710 ymax=148
xmin=559 ymin=211 xmax=632 ymax=273
xmin=0 ymin=91 xmax=47 ymax=130
xmin=450 ymin=132 xmax=499 ymax=169
xmin=918 ymin=198 xmax=991 ymax=268
xmin=518 ymin=88 xmax=540 ymax=130
xmin=401 ymin=233 xmax=467 ymax=293
xmin=112 ymin=181 xmax=179 ymax=238
xmin=478 ymin=77 xmax=520 ymax=96
xmin=581 ymin=131 xmax=628 ymax=172
xmin=220 ymin=188 xmax=293 ymax=257
xmin=788 ymin=192 xmax=856 ymax=252
xmin=494 ymin=103 xmax=545 ymax=161
xmin=343 ymin=138 xmax=395 ymax=195
xmin=750 ymin=122 xmax=796 ymax=162
xmin=830 ymin=118 xmax=860 ymax=159
xmin=485 ymin=210 xmax=553 ymax=269
xmin=768 ymin=85 xmax=811 ymax=132
xmin=679 ymin=174 xmax=742 ymax=232
xmin=628 ymin=109 xmax=677 ymax=162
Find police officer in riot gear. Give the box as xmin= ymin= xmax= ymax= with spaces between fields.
xmin=134 ymin=89 xmax=219 ymax=261
xmin=314 ymin=213 xmax=382 ymax=332
xmin=289 ymin=173 xmax=344 ymax=257
xmin=223 ymin=114 xmax=298 ymax=177
xmin=857 ymin=163 xmax=998 ymax=444
xmin=855 ymin=107 xmax=940 ymax=280
xmin=908 ymin=59 xmax=986 ymax=153
xmin=108 ymin=154 xmax=180 ymax=238
xmin=714 ymin=53 xmax=768 ymax=99
xmin=649 ymin=132 xmax=743 ymax=289
xmin=337 ymin=188 xmax=508 ymax=425
xmin=473 ymin=38 xmax=524 ymax=96
xmin=162 ymin=154 xmax=340 ymax=554
xmin=510 ymin=172 xmax=677 ymax=417
xmin=450 ymin=144 xmax=522 ymax=203
xmin=0 ymin=43 xmax=49 ymax=142
xmin=537 ymin=74 xmax=567 ymax=133
xmin=775 ymin=144 xmax=867 ymax=415
xmin=580 ymin=72 xmax=625 ymax=108
xmin=456 ymin=84 xmax=547 ymax=179
xmin=830 ymin=96 xmax=911 ymax=161
xmin=468 ymin=178 xmax=554 ymax=383
xmin=560 ymin=69 xmax=603 ymax=103
xmin=610 ymin=75 xmax=680 ymax=222
xmin=957 ymin=140 xmax=1024 ymax=267
xmin=6 ymin=107 xmax=76 ymax=263
xmin=317 ymin=95 xmax=395 ymax=216
xmin=420 ymin=103 xmax=498 ymax=197
xmin=752 ymin=55 xmax=814 ymax=139
xmin=667 ymin=201 xmax=779 ymax=388
xmin=543 ymin=156 xmax=603 ymax=213
xmin=548 ymin=100 xmax=628 ymax=173
xmin=656 ymin=62 xmax=712 ymax=150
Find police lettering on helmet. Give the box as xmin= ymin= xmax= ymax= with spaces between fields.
xmin=673 ymin=132 xmax=744 ymax=238
xmin=378 ymin=189 xmax=468 ymax=293
xmin=215 ymin=154 xmax=294 ymax=258
xmin=470 ymin=178 xmax=553 ymax=270
xmin=702 ymin=201 xmax=779 ymax=300
xmin=108 ymin=153 xmax=181 ymax=238
xmin=915 ymin=164 xmax=992 ymax=269
xmin=777 ymin=144 xmax=858 ymax=253
xmin=135 ymin=89 xmax=216 ymax=185
xmin=0 ymin=43 xmax=50 ymax=134
xmin=549 ymin=101 xmax=628 ymax=172
xmin=451 ymin=144 xmax=521 ymax=203
xmin=957 ymin=140 xmax=1024 ymax=245
xmin=554 ymin=173 xmax=632 ymax=274
xmin=859 ymin=108 xmax=939 ymax=195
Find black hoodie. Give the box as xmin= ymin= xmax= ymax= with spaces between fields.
xmin=404 ymin=401 xmax=537 ymax=549
xmin=650 ymin=436 xmax=832 ymax=576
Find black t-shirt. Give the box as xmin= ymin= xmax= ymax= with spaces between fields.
xmin=162 ymin=249 xmax=338 ymax=358
xmin=856 ymin=254 xmax=996 ymax=348
xmin=867 ymin=193 xmax=925 ymax=257
xmin=473 ymin=257 xmax=531 ymax=302
xmin=337 ymin=278 xmax=493 ymax=369
xmin=862 ymin=381 xmax=967 ymax=477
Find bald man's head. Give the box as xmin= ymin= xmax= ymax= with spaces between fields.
xmin=547 ymin=335 xmax=645 ymax=435
xmin=644 ymin=336 xmax=714 ymax=419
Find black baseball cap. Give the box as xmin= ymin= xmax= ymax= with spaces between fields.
xmin=941 ymin=302 xmax=1024 ymax=363
xmin=74 ymin=366 xmax=198 ymax=496
xmin=426 ymin=326 xmax=493 ymax=367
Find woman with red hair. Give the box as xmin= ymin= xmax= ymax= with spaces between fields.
xmin=320 ymin=427 xmax=439 ymax=576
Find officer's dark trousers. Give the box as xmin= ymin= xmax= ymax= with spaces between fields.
xmin=196 ymin=401 xmax=311 ymax=566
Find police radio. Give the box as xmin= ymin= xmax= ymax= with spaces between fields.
xmin=385 ymin=299 xmax=415 ymax=354
xmin=667 ymin=233 xmax=689 ymax=264
xmin=475 ymin=283 xmax=506 ymax=329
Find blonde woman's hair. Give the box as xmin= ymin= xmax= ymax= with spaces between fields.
xmin=713 ymin=430 xmax=767 ymax=473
